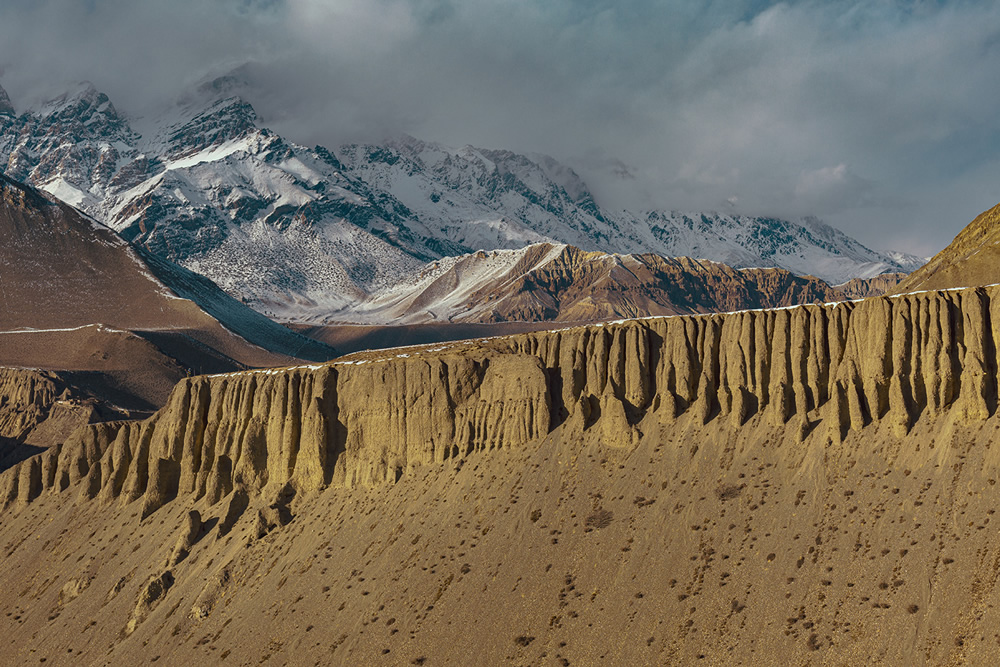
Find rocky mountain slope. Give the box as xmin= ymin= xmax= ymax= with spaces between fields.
xmin=316 ymin=242 xmax=842 ymax=325
xmin=0 ymin=172 xmax=334 ymax=410
xmin=2 ymin=285 xmax=1000 ymax=664
xmin=0 ymin=80 xmax=923 ymax=321
xmin=893 ymin=200 xmax=1000 ymax=293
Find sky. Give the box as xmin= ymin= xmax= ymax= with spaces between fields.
xmin=1 ymin=0 xmax=999 ymax=256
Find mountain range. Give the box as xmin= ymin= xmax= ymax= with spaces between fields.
xmin=891 ymin=200 xmax=1000 ymax=294
xmin=0 ymin=78 xmax=925 ymax=323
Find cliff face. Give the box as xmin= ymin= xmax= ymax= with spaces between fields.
xmin=5 ymin=284 xmax=998 ymax=515
xmin=0 ymin=368 xmax=62 ymax=443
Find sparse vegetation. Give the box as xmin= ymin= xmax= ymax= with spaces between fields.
xmin=584 ymin=509 xmax=614 ymax=530
xmin=716 ymin=484 xmax=743 ymax=501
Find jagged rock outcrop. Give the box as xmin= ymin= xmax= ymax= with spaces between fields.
xmin=0 ymin=368 xmax=63 ymax=443
xmin=0 ymin=420 xmax=124 ymax=508
xmin=5 ymin=284 xmax=1000 ymax=518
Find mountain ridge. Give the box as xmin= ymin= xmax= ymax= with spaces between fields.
xmin=315 ymin=242 xmax=852 ymax=326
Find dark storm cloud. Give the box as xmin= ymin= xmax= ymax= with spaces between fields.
xmin=1 ymin=0 xmax=999 ymax=255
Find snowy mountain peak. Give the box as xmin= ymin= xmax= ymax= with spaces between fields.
xmin=32 ymin=82 xmax=133 ymax=138
xmin=160 ymin=96 xmax=260 ymax=161
xmin=528 ymin=152 xmax=597 ymax=208
xmin=374 ymin=137 xmax=600 ymax=217
xmin=36 ymin=81 xmax=100 ymax=111
xmin=196 ymin=71 xmax=253 ymax=101
xmin=173 ymin=64 xmax=260 ymax=112
xmin=0 ymin=83 xmax=140 ymax=207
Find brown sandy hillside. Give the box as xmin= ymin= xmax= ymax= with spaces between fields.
xmin=461 ymin=246 xmax=838 ymax=322
xmin=893 ymin=200 xmax=1000 ymax=293
xmin=0 ymin=173 xmax=335 ymax=409
xmin=0 ymin=172 xmax=333 ymax=361
xmin=4 ymin=287 xmax=1000 ymax=664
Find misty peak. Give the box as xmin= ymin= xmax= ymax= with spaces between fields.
xmin=174 ymin=63 xmax=262 ymax=118
xmin=161 ymin=95 xmax=260 ymax=161
xmin=38 ymin=81 xmax=103 ymax=112
xmin=189 ymin=95 xmax=259 ymax=132
xmin=387 ymin=133 xmax=430 ymax=156
xmin=198 ymin=73 xmax=250 ymax=100
xmin=31 ymin=82 xmax=133 ymax=140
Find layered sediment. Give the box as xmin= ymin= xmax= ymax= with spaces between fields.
xmin=836 ymin=271 xmax=907 ymax=299
xmin=4 ymin=284 xmax=999 ymax=517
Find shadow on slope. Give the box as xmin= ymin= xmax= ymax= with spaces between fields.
xmin=138 ymin=249 xmax=336 ymax=363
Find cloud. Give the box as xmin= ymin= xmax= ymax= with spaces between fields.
xmin=794 ymin=164 xmax=874 ymax=215
xmin=0 ymin=0 xmax=998 ymax=255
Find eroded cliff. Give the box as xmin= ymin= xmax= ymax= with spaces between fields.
xmin=7 ymin=286 xmax=1000 ymax=665
xmin=5 ymin=284 xmax=999 ymax=517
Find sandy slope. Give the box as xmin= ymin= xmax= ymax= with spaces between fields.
xmin=10 ymin=412 xmax=999 ymax=666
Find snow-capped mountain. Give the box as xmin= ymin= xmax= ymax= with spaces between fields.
xmin=0 ymin=78 xmax=925 ymax=322
xmin=0 ymin=82 xmax=138 ymax=210
xmin=336 ymin=136 xmax=613 ymax=253
xmin=336 ymin=135 xmax=926 ymax=285
xmin=0 ymin=82 xmax=449 ymax=317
